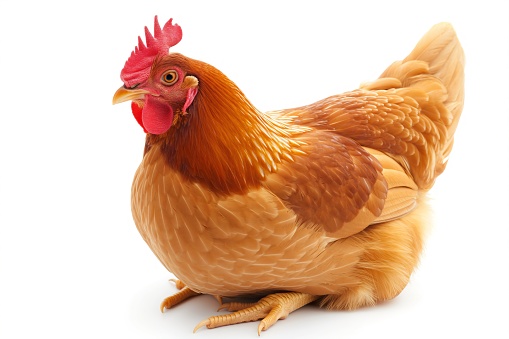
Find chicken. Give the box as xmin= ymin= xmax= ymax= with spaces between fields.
xmin=112 ymin=17 xmax=464 ymax=334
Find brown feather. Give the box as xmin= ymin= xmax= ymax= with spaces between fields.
xmin=264 ymin=131 xmax=387 ymax=238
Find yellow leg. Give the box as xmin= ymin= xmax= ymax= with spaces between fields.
xmin=160 ymin=279 xmax=200 ymax=312
xmin=217 ymin=299 xmax=258 ymax=312
xmin=194 ymin=292 xmax=319 ymax=335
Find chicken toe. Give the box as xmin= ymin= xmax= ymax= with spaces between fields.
xmin=194 ymin=292 xmax=318 ymax=334
xmin=160 ymin=280 xmax=200 ymax=312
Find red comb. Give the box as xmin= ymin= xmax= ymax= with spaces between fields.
xmin=121 ymin=16 xmax=182 ymax=88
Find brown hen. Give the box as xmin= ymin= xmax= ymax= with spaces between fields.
xmin=113 ymin=19 xmax=464 ymax=334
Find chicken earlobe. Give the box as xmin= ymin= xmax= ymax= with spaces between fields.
xmin=181 ymin=75 xmax=199 ymax=113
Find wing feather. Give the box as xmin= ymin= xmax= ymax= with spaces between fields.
xmin=366 ymin=148 xmax=418 ymax=223
xmin=264 ymin=130 xmax=388 ymax=239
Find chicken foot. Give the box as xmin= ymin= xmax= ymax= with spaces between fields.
xmin=194 ymin=292 xmax=319 ymax=335
xmin=160 ymin=279 xmax=201 ymax=312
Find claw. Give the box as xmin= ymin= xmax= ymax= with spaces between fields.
xmin=193 ymin=319 xmax=210 ymax=333
xmin=258 ymin=321 xmax=267 ymax=336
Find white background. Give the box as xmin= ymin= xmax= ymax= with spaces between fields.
xmin=1 ymin=1 xmax=508 ymax=338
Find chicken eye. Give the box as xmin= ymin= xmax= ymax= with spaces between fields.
xmin=161 ymin=70 xmax=179 ymax=85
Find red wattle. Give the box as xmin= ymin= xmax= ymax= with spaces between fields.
xmin=131 ymin=102 xmax=147 ymax=133
xmin=142 ymin=95 xmax=174 ymax=135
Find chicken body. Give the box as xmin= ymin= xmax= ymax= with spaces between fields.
xmin=132 ymin=145 xmax=424 ymax=308
xmin=114 ymin=20 xmax=464 ymax=332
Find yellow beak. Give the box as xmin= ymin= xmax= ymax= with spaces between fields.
xmin=112 ymin=86 xmax=150 ymax=105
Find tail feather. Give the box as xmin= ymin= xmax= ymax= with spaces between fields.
xmin=279 ymin=23 xmax=464 ymax=190
xmin=380 ymin=23 xmax=465 ymax=178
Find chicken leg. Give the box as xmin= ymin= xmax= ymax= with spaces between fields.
xmin=194 ymin=292 xmax=319 ymax=335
